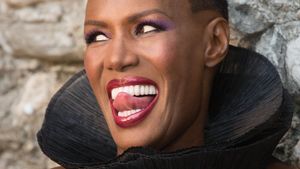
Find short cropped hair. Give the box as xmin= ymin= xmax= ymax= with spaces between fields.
xmin=189 ymin=0 xmax=228 ymax=20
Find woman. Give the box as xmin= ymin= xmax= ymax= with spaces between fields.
xmin=38 ymin=0 xmax=296 ymax=168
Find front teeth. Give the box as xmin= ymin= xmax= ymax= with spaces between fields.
xmin=118 ymin=109 xmax=142 ymax=117
xmin=111 ymin=85 xmax=157 ymax=100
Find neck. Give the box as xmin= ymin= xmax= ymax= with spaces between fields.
xmin=161 ymin=67 xmax=215 ymax=152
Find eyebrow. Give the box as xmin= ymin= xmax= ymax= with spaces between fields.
xmin=84 ymin=9 xmax=171 ymax=27
xmin=84 ymin=20 xmax=108 ymax=27
xmin=127 ymin=9 xmax=172 ymax=22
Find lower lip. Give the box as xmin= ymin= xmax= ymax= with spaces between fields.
xmin=110 ymin=94 xmax=159 ymax=128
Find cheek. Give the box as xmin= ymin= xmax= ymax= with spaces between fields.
xmin=140 ymin=35 xmax=180 ymax=75
xmin=85 ymin=48 xmax=112 ymax=117
xmin=84 ymin=48 xmax=104 ymax=84
xmin=84 ymin=47 xmax=107 ymax=106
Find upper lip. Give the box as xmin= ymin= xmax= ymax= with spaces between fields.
xmin=107 ymin=77 xmax=159 ymax=98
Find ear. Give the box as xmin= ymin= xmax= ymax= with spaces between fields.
xmin=204 ymin=17 xmax=229 ymax=67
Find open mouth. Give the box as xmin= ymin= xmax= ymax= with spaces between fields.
xmin=107 ymin=77 xmax=159 ymax=128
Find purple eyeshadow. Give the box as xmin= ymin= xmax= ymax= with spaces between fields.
xmin=85 ymin=19 xmax=175 ymax=44
xmin=141 ymin=19 xmax=174 ymax=30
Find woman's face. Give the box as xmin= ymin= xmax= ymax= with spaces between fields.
xmin=84 ymin=0 xmax=215 ymax=153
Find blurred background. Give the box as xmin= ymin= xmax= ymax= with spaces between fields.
xmin=0 ymin=0 xmax=299 ymax=168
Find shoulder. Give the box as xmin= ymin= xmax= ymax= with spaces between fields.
xmin=266 ymin=162 xmax=297 ymax=169
xmin=50 ymin=160 xmax=297 ymax=169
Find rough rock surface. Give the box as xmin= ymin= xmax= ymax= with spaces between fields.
xmin=229 ymin=0 xmax=300 ymax=166
xmin=0 ymin=0 xmax=299 ymax=168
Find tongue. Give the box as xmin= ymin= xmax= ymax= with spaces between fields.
xmin=112 ymin=92 xmax=155 ymax=112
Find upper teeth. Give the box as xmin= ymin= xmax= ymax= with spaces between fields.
xmin=111 ymin=85 xmax=157 ymax=100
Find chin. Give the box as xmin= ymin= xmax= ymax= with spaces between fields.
xmin=112 ymin=125 xmax=161 ymax=153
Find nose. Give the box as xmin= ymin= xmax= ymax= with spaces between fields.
xmin=104 ymin=38 xmax=139 ymax=72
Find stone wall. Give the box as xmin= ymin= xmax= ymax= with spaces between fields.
xmin=229 ymin=1 xmax=300 ymax=166
xmin=0 ymin=0 xmax=86 ymax=168
xmin=0 ymin=0 xmax=299 ymax=168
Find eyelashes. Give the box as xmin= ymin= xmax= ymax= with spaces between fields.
xmin=85 ymin=30 xmax=107 ymax=45
xmin=135 ymin=20 xmax=169 ymax=35
xmin=85 ymin=19 xmax=172 ymax=45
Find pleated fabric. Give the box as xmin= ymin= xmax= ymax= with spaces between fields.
xmin=37 ymin=46 xmax=294 ymax=169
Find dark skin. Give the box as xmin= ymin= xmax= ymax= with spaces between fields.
xmin=267 ymin=163 xmax=297 ymax=169
xmin=84 ymin=0 xmax=226 ymax=155
xmin=50 ymin=0 xmax=296 ymax=169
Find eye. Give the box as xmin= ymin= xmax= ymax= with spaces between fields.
xmin=135 ymin=21 xmax=166 ymax=36
xmin=85 ymin=31 xmax=109 ymax=44
xmin=139 ymin=25 xmax=157 ymax=34
xmin=95 ymin=34 xmax=109 ymax=42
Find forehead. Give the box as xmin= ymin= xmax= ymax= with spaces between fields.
xmin=85 ymin=0 xmax=191 ymax=19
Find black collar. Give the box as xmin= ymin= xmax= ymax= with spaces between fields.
xmin=37 ymin=46 xmax=293 ymax=169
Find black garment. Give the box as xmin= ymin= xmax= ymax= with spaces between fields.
xmin=37 ymin=46 xmax=294 ymax=169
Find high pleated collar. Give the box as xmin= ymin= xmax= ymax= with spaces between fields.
xmin=37 ymin=46 xmax=293 ymax=169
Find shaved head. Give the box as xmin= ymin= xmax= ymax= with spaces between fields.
xmin=189 ymin=0 xmax=228 ymax=20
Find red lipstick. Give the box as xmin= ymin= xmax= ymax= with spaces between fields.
xmin=107 ymin=77 xmax=159 ymax=128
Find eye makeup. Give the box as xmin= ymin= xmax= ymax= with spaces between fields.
xmin=135 ymin=19 xmax=174 ymax=35
xmin=85 ymin=30 xmax=108 ymax=45
xmin=84 ymin=18 xmax=174 ymax=44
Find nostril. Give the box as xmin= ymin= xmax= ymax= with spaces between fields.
xmin=105 ymin=45 xmax=139 ymax=71
xmin=106 ymin=56 xmax=139 ymax=72
xmin=107 ymin=59 xmax=122 ymax=70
